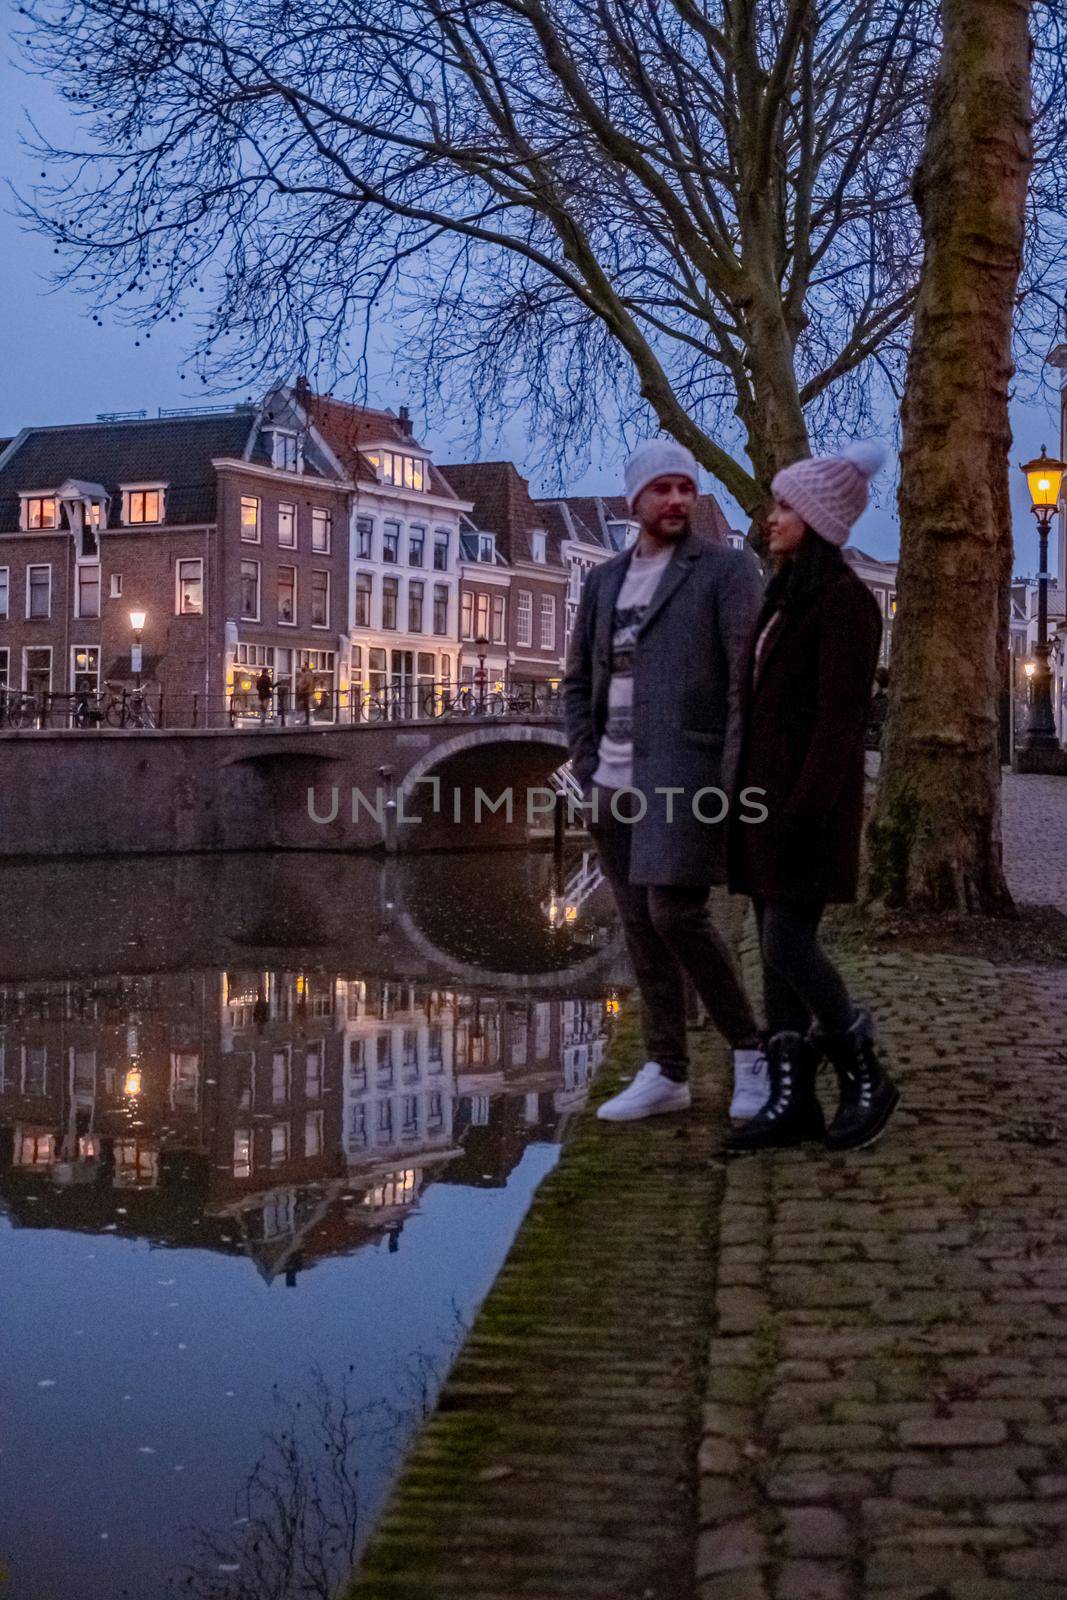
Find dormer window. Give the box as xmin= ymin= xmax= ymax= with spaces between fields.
xmin=271 ymin=430 xmax=301 ymax=473
xmin=123 ymin=486 xmax=165 ymax=525
xmin=23 ymin=496 xmax=57 ymax=530
xmin=478 ymin=533 xmax=496 ymax=563
xmin=366 ymin=450 xmax=427 ymax=492
xmin=531 ymin=530 xmax=546 ymax=563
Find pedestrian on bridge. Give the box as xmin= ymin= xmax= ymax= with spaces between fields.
xmin=724 ymin=442 xmax=900 ymax=1155
xmin=563 ymin=439 xmax=766 ymax=1123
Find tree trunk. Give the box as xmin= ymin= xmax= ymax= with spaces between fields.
xmin=866 ymin=0 xmax=1032 ymax=915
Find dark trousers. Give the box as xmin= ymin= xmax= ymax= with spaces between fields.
xmin=591 ymin=789 xmax=758 ymax=1079
xmin=752 ymin=897 xmax=854 ymax=1038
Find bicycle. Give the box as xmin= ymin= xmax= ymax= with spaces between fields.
xmin=104 ymin=683 xmax=156 ymax=729
xmin=3 ymin=691 xmax=39 ymax=730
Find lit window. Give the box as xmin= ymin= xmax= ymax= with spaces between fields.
xmin=27 ymin=565 xmax=51 ymax=619
xmin=76 ymin=564 xmax=100 ymax=619
xmin=367 ymin=452 xmax=426 ymax=491
xmin=311 ymin=507 xmax=331 ymax=553
xmin=71 ymin=645 xmax=100 ymax=692
xmin=25 ymin=496 xmax=57 ymax=530
xmin=240 ymin=559 xmax=260 ymax=620
xmin=516 ymin=589 xmax=533 ymax=647
xmin=177 ymin=559 xmax=204 ymax=616
xmin=310 ymin=570 xmax=330 ymax=627
xmin=240 ymin=496 xmax=261 ymax=542
xmin=127 ymin=489 xmax=162 ymax=525
xmin=233 ymin=1130 xmax=252 ymax=1179
xmin=278 ymin=503 xmax=296 ymax=547
xmin=278 ymin=565 xmax=297 ymax=624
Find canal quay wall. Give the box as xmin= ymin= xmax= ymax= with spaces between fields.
xmin=0 ymin=717 xmax=569 ymax=858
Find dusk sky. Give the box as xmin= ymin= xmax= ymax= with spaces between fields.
xmin=1 ymin=31 xmax=1060 ymax=574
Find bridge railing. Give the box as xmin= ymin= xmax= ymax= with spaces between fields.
xmin=0 ymin=679 xmax=565 ymax=732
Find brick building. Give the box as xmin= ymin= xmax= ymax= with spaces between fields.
xmin=0 ymin=404 xmax=351 ymax=724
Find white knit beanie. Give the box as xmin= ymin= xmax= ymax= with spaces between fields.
xmin=624 ymin=439 xmax=700 ymax=511
xmin=771 ymin=441 xmax=886 ymax=546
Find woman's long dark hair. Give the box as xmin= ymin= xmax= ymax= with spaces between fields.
xmin=761 ymin=529 xmax=844 ymax=618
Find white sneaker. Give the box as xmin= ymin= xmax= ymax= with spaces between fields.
xmin=597 ymin=1062 xmax=692 ymax=1122
xmin=730 ymin=1047 xmax=769 ymax=1119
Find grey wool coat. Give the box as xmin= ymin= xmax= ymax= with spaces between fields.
xmin=563 ymin=526 xmax=763 ymax=886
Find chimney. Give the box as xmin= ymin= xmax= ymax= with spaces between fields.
xmin=294 ymin=375 xmax=312 ymax=401
xmin=397 ymin=403 xmax=413 ymax=437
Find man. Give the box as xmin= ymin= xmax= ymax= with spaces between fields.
xmin=255 ymin=665 xmax=273 ymax=724
xmin=564 ymin=439 xmax=765 ymax=1121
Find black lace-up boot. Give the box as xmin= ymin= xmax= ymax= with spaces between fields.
xmin=817 ymin=1007 xmax=900 ymax=1152
xmin=723 ymin=1030 xmax=825 ymax=1154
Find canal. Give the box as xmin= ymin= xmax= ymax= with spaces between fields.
xmin=0 ymin=849 xmax=624 ymax=1600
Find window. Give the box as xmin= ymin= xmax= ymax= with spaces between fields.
xmin=310 ymin=569 xmax=330 ymax=628
xmin=474 ymin=593 xmax=490 ymax=639
xmin=491 ymin=593 xmax=506 ymax=644
xmin=382 ymin=520 xmax=400 ymax=563
xmin=305 ymin=1110 xmax=324 ymax=1159
xmin=278 ymin=503 xmax=296 ymax=547
xmin=233 ymin=1130 xmax=252 ymax=1179
xmin=311 ymin=507 xmax=332 ymax=553
xmin=408 ymin=579 xmax=424 ymax=633
xmin=0 ymin=648 xmax=8 ymax=690
xmin=433 ymin=584 xmax=449 ymax=635
xmin=408 ymin=526 xmax=425 ymax=566
xmin=305 ymin=1043 xmax=324 ymax=1099
xmin=540 ymin=593 xmax=556 ymax=650
xmin=270 ymin=1122 xmax=290 ymax=1167
xmin=272 ymin=431 xmax=299 ymax=472
xmin=516 ymin=589 xmax=533 ymax=646
xmin=71 ymin=646 xmax=101 ymax=694
xmin=23 ymin=646 xmax=51 ymax=696
xmin=27 ymin=565 xmax=51 ymax=619
xmin=109 ymin=573 xmax=123 ymax=599
xmin=25 ymin=496 xmax=57 ymax=530
xmin=240 ymin=559 xmax=261 ymax=621
xmin=272 ymin=1048 xmax=290 ymax=1103
xmin=478 ymin=533 xmax=495 ymax=563
xmin=127 ymin=489 xmax=162 ymax=525
xmin=460 ymin=591 xmax=474 ymax=640
xmin=355 ymin=571 xmax=373 ymax=628
xmin=0 ymin=567 xmax=8 ymax=618
xmin=240 ymin=495 xmax=261 ymax=542
xmin=433 ymin=530 xmax=449 ymax=571
xmin=278 ymin=565 xmax=297 ymax=625
xmin=352 ymin=518 xmax=371 ymax=561
xmin=889 ymin=592 xmax=898 ymax=617
xmin=368 ymin=646 xmax=387 ymax=699
xmin=531 ymin=530 xmax=547 ymax=563
xmin=76 ymin=564 xmax=100 ymax=619
xmin=177 ymin=558 xmax=204 ymax=616
xmin=366 ymin=451 xmax=426 ymax=491
xmin=382 ymin=575 xmax=398 ymax=630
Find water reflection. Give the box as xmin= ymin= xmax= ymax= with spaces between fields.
xmin=0 ymin=850 xmax=623 ymax=1600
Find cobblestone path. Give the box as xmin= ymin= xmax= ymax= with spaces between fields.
xmin=700 ymin=772 xmax=1067 ymax=1599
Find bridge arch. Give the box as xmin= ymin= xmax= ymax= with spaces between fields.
xmin=394 ymin=721 xmax=570 ymax=851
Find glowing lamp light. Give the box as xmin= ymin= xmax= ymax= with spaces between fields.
xmin=1025 ymin=660 xmax=1038 ymax=679
xmin=1021 ymin=447 xmax=1067 ymax=513
xmin=564 ymin=904 xmax=578 ymax=923
xmin=124 ymin=1068 xmax=143 ymax=1097
xmin=128 ymin=609 xmax=147 ymax=634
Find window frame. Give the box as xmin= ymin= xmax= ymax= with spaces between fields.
xmin=23 ymin=495 xmax=58 ymax=531
xmin=539 ymin=593 xmax=556 ymax=651
xmin=310 ymin=568 xmax=330 ymax=629
xmin=26 ymin=564 xmax=52 ymax=620
xmin=311 ymin=506 xmax=332 ymax=554
xmin=239 ymin=558 xmax=262 ymax=622
xmin=110 ymin=573 xmax=123 ymax=599
xmin=123 ymin=486 xmax=165 ymax=526
xmin=0 ymin=646 xmax=8 ymax=690
xmin=271 ymin=430 xmax=300 ymax=473
xmin=460 ymin=590 xmax=474 ymax=640
xmin=530 ymin=530 xmax=547 ymax=563
xmin=277 ymin=502 xmax=297 ymax=548
xmin=70 ymin=645 xmax=101 ymax=694
xmin=408 ymin=525 xmax=425 ymax=566
xmin=176 ymin=557 xmax=204 ymax=617
xmin=75 ymin=563 xmax=101 ymax=620
xmin=356 ymin=516 xmax=374 ymax=560
xmin=278 ymin=564 xmax=298 ymax=626
xmin=0 ymin=565 xmax=8 ymax=619
xmin=516 ymin=588 xmax=533 ymax=647
xmin=382 ymin=520 xmax=400 ymax=564
xmin=22 ymin=644 xmax=52 ymax=693
xmin=432 ymin=583 xmax=449 ymax=636
xmin=491 ymin=592 xmax=506 ymax=644
xmin=239 ymin=494 xmax=262 ymax=544
xmin=381 ymin=574 xmax=399 ymax=631
xmin=408 ymin=578 xmax=424 ymax=633
xmin=433 ymin=530 xmax=450 ymax=571
xmin=355 ymin=570 xmax=373 ymax=629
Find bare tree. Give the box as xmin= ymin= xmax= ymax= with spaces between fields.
xmin=866 ymin=0 xmax=1034 ymax=914
xmin=15 ymin=0 xmax=942 ymax=507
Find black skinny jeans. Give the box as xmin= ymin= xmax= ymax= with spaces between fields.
xmin=752 ymin=897 xmax=855 ymax=1040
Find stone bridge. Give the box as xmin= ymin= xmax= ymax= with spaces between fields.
xmin=0 ymin=714 xmax=570 ymax=858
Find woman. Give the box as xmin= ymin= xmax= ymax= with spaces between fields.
xmin=725 ymin=442 xmax=900 ymax=1154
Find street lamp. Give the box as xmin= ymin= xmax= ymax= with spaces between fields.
xmin=474 ymin=634 xmax=489 ymax=712
xmin=129 ymin=609 xmax=147 ymax=689
xmin=1019 ymin=446 xmax=1067 ymax=750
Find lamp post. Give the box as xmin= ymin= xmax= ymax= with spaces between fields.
xmin=129 ymin=609 xmax=147 ymax=690
xmin=1019 ymin=447 xmax=1067 ymax=750
xmin=474 ymin=635 xmax=489 ymax=712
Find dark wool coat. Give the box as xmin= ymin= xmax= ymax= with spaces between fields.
xmin=727 ymin=559 xmax=882 ymax=905
xmin=564 ymin=527 xmax=763 ymax=886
